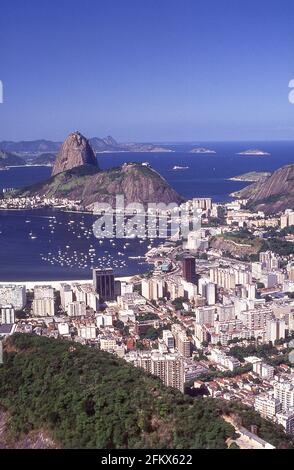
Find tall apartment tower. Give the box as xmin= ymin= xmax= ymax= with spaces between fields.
xmin=182 ymin=257 xmax=197 ymax=284
xmin=93 ymin=268 xmax=115 ymax=301
xmin=266 ymin=318 xmax=286 ymax=343
xmin=177 ymin=330 xmax=191 ymax=357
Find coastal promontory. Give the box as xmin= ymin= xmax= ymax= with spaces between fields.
xmin=232 ymin=164 xmax=294 ymax=214
xmin=16 ymin=132 xmax=183 ymax=209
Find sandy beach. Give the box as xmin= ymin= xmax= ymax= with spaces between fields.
xmin=0 ymin=276 xmax=133 ymax=289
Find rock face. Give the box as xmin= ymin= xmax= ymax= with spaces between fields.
xmin=237 ymin=164 xmax=294 ymax=214
xmin=52 ymin=131 xmax=98 ymax=176
xmin=0 ymin=409 xmax=57 ymax=449
xmin=19 ymin=162 xmax=184 ymax=210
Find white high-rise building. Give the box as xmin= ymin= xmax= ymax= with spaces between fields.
xmin=247 ymin=283 xmax=256 ymax=300
xmin=206 ymin=282 xmax=216 ymax=305
xmin=239 ymin=307 xmax=271 ymax=330
xmin=86 ymin=291 xmax=100 ymax=312
xmin=120 ymin=282 xmax=134 ymax=295
xmin=266 ymin=318 xmax=286 ymax=343
xmin=68 ymin=301 xmax=86 ymax=317
xmin=96 ymin=313 xmax=113 ymax=328
xmin=273 ymin=379 xmax=294 ymax=410
xmin=280 ymin=209 xmax=294 ymax=229
xmin=77 ymin=323 xmax=97 ymax=339
xmin=276 ymin=410 xmax=294 ymax=435
xmin=216 ymin=304 xmax=235 ymax=322
xmin=60 ymin=284 xmax=73 ymax=311
xmin=34 ymin=285 xmax=54 ymax=300
xmin=252 ymin=262 xmax=262 ymax=280
xmin=198 ymin=278 xmax=215 ymax=305
xmin=141 ymin=278 xmax=164 ymax=301
xmin=166 ymin=279 xmax=184 ymax=301
xmin=259 ymin=251 xmax=279 ymax=270
xmin=150 ymin=352 xmax=184 ymax=392
xmin=0 ymin=304 xmax=15 ymax=324
xmin=287 ymin=263 xmax=294 ymax=282
xmin=181 ymin=280 xmax=198 ymax=301
xmin=0 ymin=285 xmax=26 ymax=310
xmin=33 ymin=285 xmax=55 ymax=317
xmin=33 ymin=298 xmax=55 ymax=317
xmin=195 ymin=306 xmax=215 ymax=325
xmin=162 ymin=330 xmax=175 ymax=349
xmin=186 ymin=230 xmax=201 ymax=250
xmin=254 ymin=394 xmax=282 ymax=420
xmin=72 ymin=284 xmax=99 ymax=311
xmin=253 ymin=360 xmax=275 ymax=380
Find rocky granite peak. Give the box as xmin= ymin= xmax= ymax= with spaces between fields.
xmin=52 ymin=131 xmax=98 ymax=176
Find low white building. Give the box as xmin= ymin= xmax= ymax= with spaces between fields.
xmin=210 ymin=348 xmax=241 ymax=371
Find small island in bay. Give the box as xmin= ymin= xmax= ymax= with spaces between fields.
xmin=189 ymin=147 xmax=216 ymax=154
xmin=236 ymin=149 xmax=270 ymax=156
xmin=229 ymin=171 xmax=271 ymax=182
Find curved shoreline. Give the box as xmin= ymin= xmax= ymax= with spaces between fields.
xmin=0 ymin=276 xmax=133 ymax=289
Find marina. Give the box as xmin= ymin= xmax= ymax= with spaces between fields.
xmin=0 ymin=208 xmax=154 ymax=281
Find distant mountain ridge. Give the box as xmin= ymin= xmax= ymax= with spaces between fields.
xmin=0 ymin=140 xmax=61 ymax=153
xmin=0 ymin=150 xmax=25 ymax=168
xmin=32 ymin=153 xmax=56 ymax=166
xmin=0 ymin=136 xmax=173 ymax=154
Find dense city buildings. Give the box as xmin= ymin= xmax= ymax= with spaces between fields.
xmin=1 ymin=201 xmax=294 ymax=443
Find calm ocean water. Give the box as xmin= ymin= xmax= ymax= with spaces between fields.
xmin=0 ymin=141 xmax=293 ymax=281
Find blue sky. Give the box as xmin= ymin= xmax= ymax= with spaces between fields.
xmin=0 ymin=0 xmax=294 ymax=142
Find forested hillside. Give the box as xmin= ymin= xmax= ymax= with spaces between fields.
xmin=0 ymin=334 xmax=292 ymax=449
xmin=0 ymin=334 xmax=234 ymax=449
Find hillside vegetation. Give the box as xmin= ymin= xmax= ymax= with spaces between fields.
xmin=0 ymin=334 xmax=234 ymax=449
xmin=16 ymin=163 xmax=183 ymax=209
xmin=232 ymin=164 xmax=294 ymax=214
xmin=211 ymin=230 xmax=294 ymax=260
xmin=0 ymin=334 xmax=292 ymax=449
